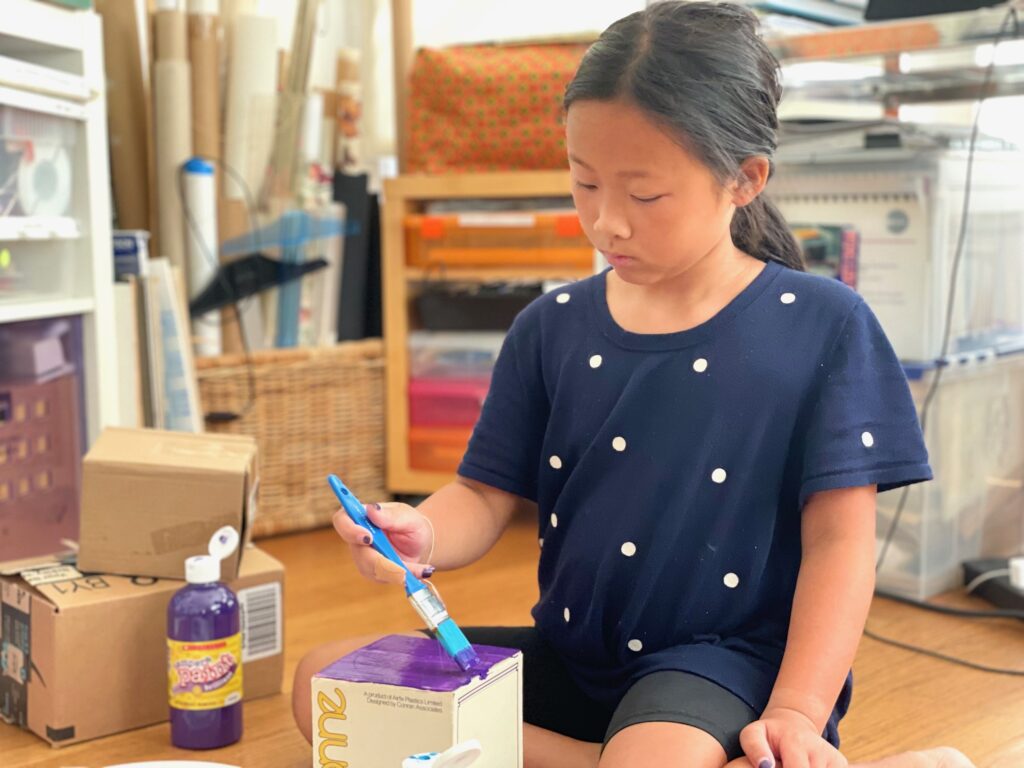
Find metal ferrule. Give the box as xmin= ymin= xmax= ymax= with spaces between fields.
xmin=408 ymin=588 xmax=450 ymax=631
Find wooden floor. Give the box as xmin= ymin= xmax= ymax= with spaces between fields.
xmin=3 ymin=515 xmax=1023 ymax=767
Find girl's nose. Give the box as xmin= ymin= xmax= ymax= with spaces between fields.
xmin=593 ymin=201 xmax=631 ymax=242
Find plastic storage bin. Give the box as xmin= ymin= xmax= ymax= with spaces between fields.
xmin=405 ymin=211 xmax=594 ymax=269
xmin=408 ymin=425 xmax=474 ymax=474
xmin=413 ymin=282 xmax=542 ymax=331
xmin=0 ymin=103 xmax=78 ymax=221
xmin=875 ymin=353 xmax=1024 ymax=599
xmin=409 ymin=377 xmax=490 ymax=427
xmin=772 ymin=143 xmax=1024 ymax=363
xmin=409 ymin=332 xmax=505 ymax=379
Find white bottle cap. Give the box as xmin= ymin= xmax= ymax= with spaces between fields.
xmin=184 ymin=526 xmax=240 ymax=584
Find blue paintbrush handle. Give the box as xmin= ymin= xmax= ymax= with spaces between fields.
xmin=328 ymin=474 xmax=424 ymax=592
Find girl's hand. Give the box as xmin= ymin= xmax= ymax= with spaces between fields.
xmin=741 ymin=708 xmax=848 ymax=768
xmin=332 ymin=501 xmax=435 ymax=585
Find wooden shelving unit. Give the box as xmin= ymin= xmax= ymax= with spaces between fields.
xmin=382 ymin=170 xmax=590 ymax=495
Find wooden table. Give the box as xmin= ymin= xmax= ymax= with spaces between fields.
xmin=3 ymin=518 xmax=1022 ymax=767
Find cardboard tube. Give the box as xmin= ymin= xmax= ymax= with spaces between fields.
xmin=188 ymin=3 xmax=222 ymax=165
xmin=153 ymin=59 xmax=193 ymax=274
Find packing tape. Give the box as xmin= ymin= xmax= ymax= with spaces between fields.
xmin=17 ymin=145 xmax=72 ymax=217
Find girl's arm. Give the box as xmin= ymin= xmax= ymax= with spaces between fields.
xmin=417 ymin=476 xmax=536 ymax=570
xmin=333 ymin=476 xmax=535 ymax=581
xmin=747 ymin=484 xmax=876 ymax=760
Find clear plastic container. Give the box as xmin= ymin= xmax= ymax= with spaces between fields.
xmin=773 ymin=145 xmax=1024 ymax=364
xmin=408 ymin=425 xmax=473 ymax=474
xmin=876 ymin=352 xmax=1024 ymax=599
xmin=405 ymin=211 xmax=593 ymax=269
xmin=0 ymin=317 xmax=83 ymax=564
xmin=409 ymin=377 xmax=490 ymax=427
xmin=408 ymin=332 xmax=505 ymax=379
xmin=0 ymin=103 xmax=78 ymax=220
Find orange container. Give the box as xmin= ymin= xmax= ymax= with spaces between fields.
xmin=408 ymin=425 xmax=474 ymax=473
xmin=405 ymin=211 xmax=593 ymax=269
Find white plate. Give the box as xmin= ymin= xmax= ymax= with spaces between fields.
xmin=104 ymin=762 xmax=239 ymax=768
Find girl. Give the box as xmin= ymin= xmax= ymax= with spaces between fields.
xmin=295 ymin=4 xmax=973 ymax=767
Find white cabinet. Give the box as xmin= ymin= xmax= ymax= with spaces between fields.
xmin=0 ymin=0 xmax=120 ymax=445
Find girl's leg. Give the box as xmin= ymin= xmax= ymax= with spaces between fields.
xmin=292 ymin=633 xmax=398 ymax=742
xmin=601 ymin=721 xmax=729 ymax=768
xmin=524 ymin=723 xmax=602 ymax=768
xmin=721 ymin=746 xmax=975 ymax=768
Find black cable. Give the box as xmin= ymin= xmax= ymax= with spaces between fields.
xmin=866 ymin=5 xmax=1024 ymax=676
xmin=863 ymin=628 xmax=1024 ymax=676
xmin=177 ymin=156 xmax=263 ymax=424
xmin=874 ymin=4 xmax=1020 ymax=575
xmin=875 ymin=588 xmax=1024 ymax=620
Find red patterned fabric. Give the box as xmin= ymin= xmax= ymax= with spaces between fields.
xmin=406 ymin=43 xmax=590 ymax=174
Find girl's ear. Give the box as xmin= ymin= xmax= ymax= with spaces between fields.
xmin=730 ymin=156 xmax=771 ymax=207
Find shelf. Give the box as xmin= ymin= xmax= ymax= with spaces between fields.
xmin=0 ymin=295 xmax=93 ymax=324
xmin=405 ymin=265 xmax=592 ymax=283
xmin=768 ymin=4 xmax=1019 ymax=63
xmin=0 ymin=0 xmax=90 ymax=55
xmin=0 ymin=216 xmax=81 ymax=241
xmin=771 ymin=4 xmax=1024 ymax=105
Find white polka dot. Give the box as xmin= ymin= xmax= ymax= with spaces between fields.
xmin=563 ymin=607 xmax=571 ymax=622
xmin=549 ymin=455 xmax=563 ymax=469
xmin=621 ymin=541 xmax=637 ymax=557
xmin=556 ymin=293 xmax=571 ymax=304
xmin=550 ymin=513 xmax=558 ymax=528
xmin=539 ymin=538 xmax=544 ymax=548
xmin=711 ymin=468 xmax=727 ymax=484
xmin=627 ymin=639 xmax=644 ymax=653
xmin=862 ymin=431 xmax=875 ymax=448
xmin=612 ymin=436 xmax=627 ymax=452
xmin=723 ymin=572 xmax=740 ymax=589
xmin=589 ymin=354 xmax=603 ymax=369
xmin=693 ymin=358 xmax=708 ymax=373
xmin=780 ymin=292 xmax=796 ymax=305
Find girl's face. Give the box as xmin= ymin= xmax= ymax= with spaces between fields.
xmin=566 ymin=99 xmax=739 ymax=285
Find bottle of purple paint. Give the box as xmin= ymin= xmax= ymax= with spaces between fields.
xmin=167 ymin=526 xmax=243 ymax=749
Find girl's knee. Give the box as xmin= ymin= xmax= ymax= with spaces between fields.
xmin=291 ymin=638 xmax=372 ymax=742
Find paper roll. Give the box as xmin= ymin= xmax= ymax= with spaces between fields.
xmin=154 ymin=59 xmax=193 ymax=273
xmin=223 ymin=14 xmax=278 ymax=202
xmin=183 ymin=158 xmax=221 ymax=357
xmin=155 ymin=6 xmax=188 ymax=62
xmin=189 ymin=9 xmax=222 ymax=165
xmin=17 ymin=145 xmax=72 ymax=216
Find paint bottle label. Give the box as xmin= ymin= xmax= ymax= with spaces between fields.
xmin=167 ymin=632 xmax=243 ymax=710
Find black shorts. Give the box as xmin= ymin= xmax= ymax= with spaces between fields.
xmin=458 ymin=626 xmax=758 ymax=759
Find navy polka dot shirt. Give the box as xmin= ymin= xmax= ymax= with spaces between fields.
xmin=458 ymin=261 xmax=931 ymax=745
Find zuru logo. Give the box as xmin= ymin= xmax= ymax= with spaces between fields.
xmin=316 ymin=687 xmax=349 ymax=768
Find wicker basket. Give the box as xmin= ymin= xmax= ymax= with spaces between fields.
xmin=196 ymin=340 xmax=387 ymax=538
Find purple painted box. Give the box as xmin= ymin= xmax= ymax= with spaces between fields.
xmin=311 ymin=634 xmax=522 ymax=768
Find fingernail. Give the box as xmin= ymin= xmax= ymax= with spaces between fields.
xmin=362 ymin=535 xmax=372 ymax=545
xmin=423 ymin=565 xmax=435 ymax=578
xmin=759 ymin=759 xmax=774 ymax=768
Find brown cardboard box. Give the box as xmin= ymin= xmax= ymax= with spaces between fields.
xmin=0 ymin=546 xmax=284 ymax=747
xmin=78 ymin=428 xmax=259 ymax=580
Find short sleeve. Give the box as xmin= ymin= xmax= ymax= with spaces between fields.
xmin=799 ymin=300 xmax=932 ymax=508
xmin=457 ymin=313 xmax=547 ymax=501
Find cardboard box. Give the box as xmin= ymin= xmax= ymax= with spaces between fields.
xmin=0 ymin=546 xmax=284 ymax=746
xmin=78 ymin=427 xmax=259 ymax=580
xmin=311 ymin=635 xmax=522 ymax=768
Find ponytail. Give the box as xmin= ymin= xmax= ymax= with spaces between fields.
xmin=732 ymin=196 xmax=805 ymax=271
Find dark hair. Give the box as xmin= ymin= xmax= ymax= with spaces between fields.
xmin=564 ymin=1 xmax=804 ymax=271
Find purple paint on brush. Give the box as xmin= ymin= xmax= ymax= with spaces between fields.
xmin=318 ymin=635 xmax=517 ymax=691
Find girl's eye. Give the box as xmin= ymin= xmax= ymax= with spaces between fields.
xmin=573 ymin=181 xmax=597 ymax=191
xmin=632 ymin=195 xmax=662 ymax=204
